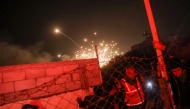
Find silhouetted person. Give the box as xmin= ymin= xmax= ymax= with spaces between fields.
xmin=22 ymin=104 xmax=38 ymax=109
xmin=153 ymin=41 xmax=190 ymax=108
xmin=167 ymin=57 xmax=190 ymax=109
xmin=76 ymin=85 xmax=115 ymax=109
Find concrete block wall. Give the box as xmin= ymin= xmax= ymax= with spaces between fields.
xmin=0 ymin=88 xmax=95 ymax=109
xmin=0 ymin=58 xmax=102 ymax=106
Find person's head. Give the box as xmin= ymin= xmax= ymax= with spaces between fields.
xmin=22 ymin=104 xmax=38 ymax=109
xmin=125 ymin=66 xmax=136 ymax=80
xmin=168 ymin=58 xmax=183 ymax=77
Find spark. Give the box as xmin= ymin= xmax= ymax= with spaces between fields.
xmin=84 ymin=38 xmax=92 ymax=46
xmin=54 ymin=29 xmax=81 ymax=48
xmin=73 ymin=41 xmax=123 ymax=67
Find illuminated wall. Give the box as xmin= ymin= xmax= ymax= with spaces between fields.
xmin=0 ymin=58 xmax=102 ymax=108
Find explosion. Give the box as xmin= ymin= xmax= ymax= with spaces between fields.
xmin=73 ymin=40 xmax=123 ymax=67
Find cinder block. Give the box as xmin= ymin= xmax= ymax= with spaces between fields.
xmin=0 ymin=73 xmax=2 ymax=83
xmin=69 ymin=94 xmax=80 ymax=106
xmin=0 ymin=98 xmax=5 ymax=106
xmin=66 ymin=103 xmax=78 ymax=109
xmin=45 ymin=104 xmax=56 ymax=109
xmin=4 ymin=91 xmax=28 ymax=104
xmin=26 ymin=68 xmax=45 ymax=79
xmin=15 ymin=79 xmax=36 ymax=91
xmin=36 ymin=77 xmax=54 ymax=86
xmin=74 ymin=68 xmax=81 ymax=73
xmin=0 ymin=95 xmax=4 ymax=106
xmin=57 ymin=99 xmax=70 ymax=109
xmin=62 ymin=65 xmax=78 ymax=72
xmin=66 ymin=81 xmax=81 ymax=91
xmin=3 ymin=71 xmax=26 ymax=82
xmin=72 ymin=73 xmax=80 ymax=81
xmin=0 ymin=66 xmax=15 ymax=73
xmin=2 ymin=102 xmax=23 ymax=109
xmin=28 ymin=88 xmax=49 ymax=99
xmin=92 ymin=69 xmax=101 ymax=76
xmin=86 ymin=62 xmax=99 ymax=70
xmin=45 ymin=95 xmax=62 ymax=106
xmin=86 ymin=70 xmax=101 ymax=78
xmin=46 ymin=66 xmax=63 ymax=76
xmin=48 ymin=84 xmax=66 ymax=94
xmin=0 ymin=82 xmax=14 ymax=94
xmin=55 ymin=74 xmax=71 ymax=84
xmin=88 ymin=77 xmax=102 ymax=87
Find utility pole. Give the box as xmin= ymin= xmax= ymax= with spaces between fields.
xmin=144 ymin=0 xmax=174 ymax=109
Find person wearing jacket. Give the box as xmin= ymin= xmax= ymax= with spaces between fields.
xmin=115 ymin=66 xmax=145 ymax=109
xmin=153 ymin=40 xmax=190 ymax=108
xmin=167 ymin=57 xmax=190 ymax=109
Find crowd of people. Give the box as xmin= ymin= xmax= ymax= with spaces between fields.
xmin=76 ymin=57 xmax=190 ymax=109
xmin=76 ymin=42 xmax=190 ymax=109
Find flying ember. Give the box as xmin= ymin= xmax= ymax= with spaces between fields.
xmin=73 ymin=40 xmax=123 ymax=67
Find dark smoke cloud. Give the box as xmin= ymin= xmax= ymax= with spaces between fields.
xmin=0 ymin=41 xmax=54 ymax=66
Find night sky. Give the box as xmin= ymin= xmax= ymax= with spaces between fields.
xmin=0 ymin=0 xmax=190 ymax=66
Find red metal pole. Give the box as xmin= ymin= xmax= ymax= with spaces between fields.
xmin=94 ymin=45 xmax=103 ymax=84
xmin=95 ymin=45 xmax=99 ymax=59
xmin=144 ymin=0 xmax=174 ymax=109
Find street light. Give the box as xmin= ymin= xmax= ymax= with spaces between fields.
xmin=54 ymin=29 xmax=81 ymax=48
xmin=55 ymin=29 xmax=59 ymax=33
